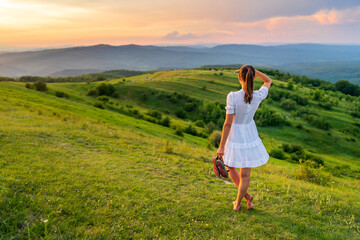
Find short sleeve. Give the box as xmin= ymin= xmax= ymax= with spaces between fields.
xmin=258 ymin=86 xmax=269 ymax=100
xmin=225 ymin=92 xmax=235 ymax=114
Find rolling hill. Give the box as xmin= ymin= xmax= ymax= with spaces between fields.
xmin=0 ymin=69 xmax=359 ymax=239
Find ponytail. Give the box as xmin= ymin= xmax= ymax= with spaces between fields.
xmin=240 ymin=65 xmax=255 ymax=104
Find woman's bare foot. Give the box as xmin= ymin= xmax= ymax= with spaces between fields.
xmin=245 ymin=195 xmax=254 ymax=210
xmin=247 ymin=201 xmax=254 ymax=210
xmin=232 ymin=201 xmax=241 ymax=211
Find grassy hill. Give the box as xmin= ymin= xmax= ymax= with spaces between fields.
xmin=0 ymin=69 xmax=359 ymax=239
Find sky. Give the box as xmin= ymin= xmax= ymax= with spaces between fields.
xmin=1 ymin=0 xmax=360 ymax=50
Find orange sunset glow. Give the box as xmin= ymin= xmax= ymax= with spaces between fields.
xmin=1 ymin=0 xmax=360 ymax=50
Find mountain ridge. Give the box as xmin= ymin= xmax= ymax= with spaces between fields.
xmin=1 ymin=43 xmax=360 ymax=85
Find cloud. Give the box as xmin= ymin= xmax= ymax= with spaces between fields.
xmin=313 ymin=6 xmax=360 ymax=25
xmin=0 ymin=0 xmax=90 ymax=27
xmin=162 ymin=31 xmax=199 ymax=40
xmin=232 ymin=5 xmax=360 ymax=32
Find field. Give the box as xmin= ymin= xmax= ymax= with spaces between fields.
xmin=0 ymin=69 xmax=359 ymax=239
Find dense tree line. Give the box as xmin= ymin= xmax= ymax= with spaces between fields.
xmin=199 ymin=65 xmax=360 ymax=97
xmin=0 ymin=76 xmax=15 ymax=81
xmin=16 ymin=70 xmax=149 ymax=83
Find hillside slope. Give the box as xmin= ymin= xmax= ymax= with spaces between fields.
xmin=0 ymin=70 xmax=359 ymax=239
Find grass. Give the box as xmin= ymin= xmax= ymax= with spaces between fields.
xmin=0 ymin=69 xmax=360 ymax=239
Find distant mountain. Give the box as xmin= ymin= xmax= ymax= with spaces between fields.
xmin=1 ymin=43 xmax=360 ymax=84
xmin=275 ymin=60 xmax=360 ymax=86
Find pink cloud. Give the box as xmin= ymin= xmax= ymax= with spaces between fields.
xmin=163 ymin=31 xmax=200 ymax=40
xmin=313 ymin=6 xmax=360 ymax=25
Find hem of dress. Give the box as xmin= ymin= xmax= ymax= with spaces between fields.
xmin=224 ymin=155 xmax=269 ymax=168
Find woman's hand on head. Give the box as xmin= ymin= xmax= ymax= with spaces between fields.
xmin=217 ymin=147 xmax=224 ymax=159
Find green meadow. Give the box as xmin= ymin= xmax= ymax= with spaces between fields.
xmin=0 ymin=69 xmax=359 ymax=239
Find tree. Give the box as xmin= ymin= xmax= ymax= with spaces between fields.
xmin=312 ymin=89 xmax=324 ymax=101
xmin=33 ymin=81 xmax=48 ymax=91
xmin=335 ymin=80 xmax=360 ymax=96
xmin=207 ymin=121 xmax=216 ymax=134
xmin=287 ymin=78 xmax=294 ymax=90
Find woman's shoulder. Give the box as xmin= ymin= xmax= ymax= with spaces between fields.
xmin=228 ymin=90 xmax=243 ymax=99
xmin=253 ymin=86 xmax=269 ymax=99
xmin=231 ymin=89 xmax=243 ymax=95
xmin=254 ymin=85 xmax=269 ymax=92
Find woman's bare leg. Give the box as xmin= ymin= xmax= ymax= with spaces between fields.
xmin=233 ymin=168 xmax=252 ymax=211
xmin=227 ymin=167 xmax=251 ymax=200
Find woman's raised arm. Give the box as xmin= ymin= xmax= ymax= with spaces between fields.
xmin=255 ymin=69 xmax=272 ymax=90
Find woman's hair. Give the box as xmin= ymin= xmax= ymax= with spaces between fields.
xmin=239 ymin=65 xmax=255 ymax=104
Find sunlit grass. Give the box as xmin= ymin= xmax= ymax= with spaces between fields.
xmin=0 ymin=70 xmax=359 ymax=239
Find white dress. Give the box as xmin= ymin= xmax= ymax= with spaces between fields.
xmin=223 ymin=86 xmax=269 ymax=168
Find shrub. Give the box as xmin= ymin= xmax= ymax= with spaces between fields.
xmin=184 ymin=102 xmax=196 ymax=112
xmin=159 ymin=116 xmax=170 ymax=127
xmin=208 ymin=130 xmax=222 ymax=148
xmin=280 ymin=99 xmax=297 ymax=111
xmin=25 ymin=83 xmax=32 ymax=89
xmin=297 ymin=159 xmax=332 ymax=186
xmin=255 ymin=107 xmax=290 ymax=127
xmin=87 ymin=83 xmax=115 ymax=97
xmin=207 ymin=121 xmax=216 ymax=134
xmin=318 ymin=101 xmax=332 ymax=110
xmin=312 ymin=89 xmax=324 ymax=101
xmin=291 ymin=94 xmax=309 ymax=106
xmin=305 ymin=115 xmax=331 ymax=130
xmin=93 ymin=102 xmax=105 ymax=109
xmin=269 ymin=149 xmax=286 ymax=160
xmin=55 ymin=91 xmax=69 ymax=98
xmin=146 ymin=110 xmax=162 ymax=119
xmin=140 ymin=93 xmax=149 ymax=101
xmin=350 ymin=105 xmax=360 ymax=118
xmin=33 ymin=81 xmax=48 ymax=91
xmin=195 ymin=120 xmax=205 ymax=128
xmin=97 ymin=83 xmax=115 ymax=96
xmin=184 ymin=124 xmax=198 ymax=136
xmin=268 ymin=89 xmax=290 ymax=102
xmin=304 ymin=153 xmax=324 ymax=167
xmin=202 ymin=85 xmax=207 ymax=90
xmin=164 ymin=140 xmax=173 ymax=153
xmin=287 ymin=78 xmax=294 ymax=90
xmin=87 ymin=89 xmax=98 ymax=96
xmin=98 ymin=96 xmax=109 ymax=102
xmin=175 ymin=109 xmax=186 ymax=119
xmin=169 ymin=95 xmax=178 ymax=104
xmin=175 ymin=129 xmax=184 ymax=137
xmin=282 ymin=143 xmax=304 ymax=154
xmin=132 ymin=109 xmax=139 ymax=115
xmin=294 ymin=107 xmax=313 ymax=117
xmin=341 ymin=127 xmax=360 ymax=138
xmin=290 ymin=153 xmax=301 ymax=162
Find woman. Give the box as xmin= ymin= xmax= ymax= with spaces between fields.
xmin=216 ymin=65 xmax=272 ymax=211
